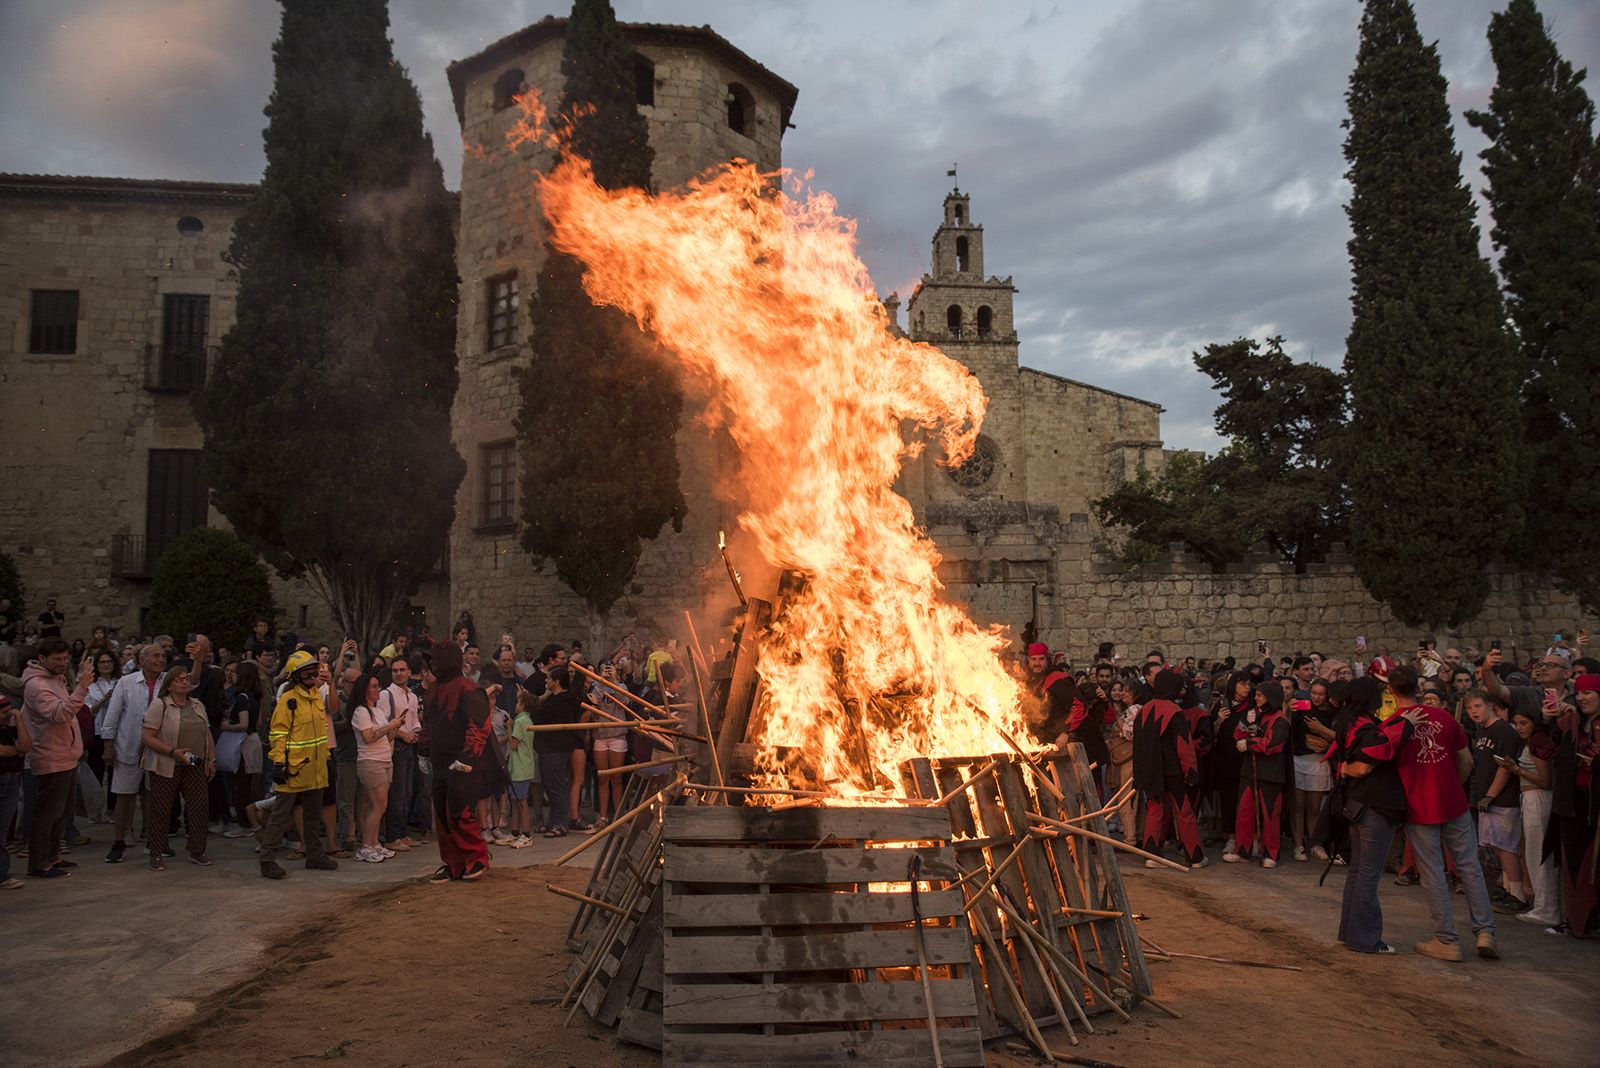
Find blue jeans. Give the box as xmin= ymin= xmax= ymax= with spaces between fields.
xmin=0 ymin=772 xmax=20 ymax=880
xmin=538 ymin=752 xmax=572 ymax=831
xmin=1339 ymin=806 xmax=1397 ymax=951
xmin=1408 ymin=812 xmax=1497 ymax=944
xmin=385 ymin=741 xmax=415 ymax=842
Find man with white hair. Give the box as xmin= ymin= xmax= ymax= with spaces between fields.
xmin=99 ymin=642 xmax=167 ymax=863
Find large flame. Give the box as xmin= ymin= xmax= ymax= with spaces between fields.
xmin=531 ymin=141 xmax=1027 ymax=797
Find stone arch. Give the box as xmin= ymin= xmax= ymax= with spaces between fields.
xmin=726 ymin=81 xmax=755 ymax=135
xmin=955 ymin=235 xmax=970 ymax=273
xmin=954 ymin=203 xmax=965 ymax=225
xmin=976 ymin=305 xmax=993 ymax=338
xmin=633 ymin=53 xmax=655 ymax=107
xmin=492 ymin=67 xmax=526 ymax=111
xmin=946 ymin=304 xmax=963 ymax=339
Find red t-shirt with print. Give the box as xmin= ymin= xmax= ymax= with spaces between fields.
xmin=1394 ymin=704 xmax=1469 ymax=825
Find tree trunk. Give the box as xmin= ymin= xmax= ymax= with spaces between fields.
xmin=587 ymin=606 xmax=609 ymax=662
xmin=307 ymin=565 xmax=405 ymax=668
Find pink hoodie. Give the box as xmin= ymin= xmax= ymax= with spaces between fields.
xmin=21 ymin=662 xmax=86 ymax=774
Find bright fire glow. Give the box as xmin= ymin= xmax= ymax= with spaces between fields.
xmin=525 ymin=113 xmax=1026 ymax=797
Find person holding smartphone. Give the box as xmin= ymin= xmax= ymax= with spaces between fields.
xmin=1466 ymin=691 xmax=1527 ymax=912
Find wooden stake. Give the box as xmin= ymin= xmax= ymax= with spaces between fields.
xmin=972 ymin=912 xmax=1051 ymax=1057
xmin=569 ymin=660 xmax=671 ymax=718
xmin=527 ymin=718 xmax=680 ymax=731
xmin=958 ymin=836 xmax=1030 ymax=907
xmin=579 ymin=702 xmax=706 ymax=744
xmin=555 ymin=777 xmax=683 ymax=866
xmin=1027 ymin=811 xmax=1190 ymax=873
xmin=682 ymin=617 xmax=727 ymax=796
xmin=545 ymin=883 xmax=626 ymax=915
xmin=988 ymin=883 xmax=1094 ymax=1035
xmin=686 ymin=783 xmax=919 ymax=804
xmin=598 ymin=754 xmax=689 ymax=777
xmin=987 ymin=887 xmax=1132 ymax=1025
xmin=1159 ymin=951 xmax=1303 ymax=972
xmin=966 ymin=703 xmax=1065 ymax=802
xmin=931 ymin=758 xmax=1000 ymax=807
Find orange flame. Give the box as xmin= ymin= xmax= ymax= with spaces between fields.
xmin=531 ymin=134 xmax=1027 ymax=798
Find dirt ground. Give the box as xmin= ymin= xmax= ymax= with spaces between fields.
xmin=107 ymin=858 xmax=1595 ymax=1068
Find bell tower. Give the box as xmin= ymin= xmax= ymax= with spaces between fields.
xmin=906 ymin=186 xmax=1016 ymax=348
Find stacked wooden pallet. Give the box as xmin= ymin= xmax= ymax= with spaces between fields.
xmin=900 ymin=747 xmax=1156 ymax=1049
xmin=658 ymin=805 xmax=986 ymax=1068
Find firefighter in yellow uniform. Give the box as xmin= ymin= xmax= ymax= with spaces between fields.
xmin=259 ymin=649 xmax=338 ymax=879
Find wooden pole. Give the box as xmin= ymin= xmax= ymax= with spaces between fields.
xmin=598 ymin=754 xmax=689 ymax=778
xmin=545 ymin=883 xmax=626 ymax=915
xmin=1027 ymin=811 xmax=1191 ymax=873
xmin=991 ymin=888 xmax=1132 ymax=1025
xmin=989 ymin=883 xmax=1094 ymax=1035
xmin=686 ymin=783 xmax=919 ymax=804
xmin=972 ymin=913 xmax=1051 ymax=1058
xmin=1159 ymin=951 xmax=1303 ymax=972
xmin=579 ymin=702 xmax=705 ymax=744
xmin=958 ymin=837 xmax=1030 ymax=907
xmin=527 ymin=718 xmax=680 ymax=732
xmin=555 ymin=776 xmax=683 ymax=866
xmin=682 ymin=618 xmax=728 ymax=796
xmin=966 ymin=702 xmax=1065 ymax=802
xmin=569 ymin=660 xmax=672 ymax=718
xmin=930 ymin=758 xmax=1000 ymax=807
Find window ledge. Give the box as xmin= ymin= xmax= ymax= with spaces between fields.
xmin=474 ymin=520 xmax=517 ymax=537
xmin=482 ymin=344 xmax=522 ymax=365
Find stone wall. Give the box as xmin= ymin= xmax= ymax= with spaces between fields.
xmin=934 ymin=513 xmax=1596 ymax=665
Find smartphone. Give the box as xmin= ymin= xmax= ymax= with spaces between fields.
xmin=1490 ymin=640 xmax=1502 ymax=651
xmin=1292 ymin=699 xmax=1312 ymax=712
xmin=1256 ymin=639 xmax=1267 ymax=655
xmin=1355 ymin=635 xmax=1367 ymax=652
xmin=1554 ymin=633 xmax=1563 ymax=643
xmin=1544 ymin=688 xmax=1560 ymax=713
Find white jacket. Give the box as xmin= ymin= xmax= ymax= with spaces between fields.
xmin=100 ymin=670 xmax=162 ymax=763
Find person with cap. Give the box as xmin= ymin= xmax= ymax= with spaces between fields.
xmin=1025 ymin=643 xmax=1108 ymax=789
xmin=1132 ymin=668 xmax=1206 ymax=868
xmin=257 ymin=649 xmax=338 ymax=879
xmin=1388 ymin=665 xmax=1499 ymax=961
xmin=1546 ymin=672 xmax=1599 ymax=936
xmin=1226 ymin=678 xmax=1291 ymax=867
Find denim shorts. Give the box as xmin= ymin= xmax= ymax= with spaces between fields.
xmin=507 ymin=779 xmax=531 ymax=801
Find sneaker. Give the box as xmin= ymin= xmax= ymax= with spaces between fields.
xmin=305 ymin=856 xmax=339 ymax=871
xmin=70 ymin=834 xmax=91 ymax=846
xmin=224 ymin=827 xmax=254 ymax=838
xmin=1414 ymin=938 xmax=1464 ymax=962
xmin=1476 ymin=931 xmax=1500 ymax=960
xmin=0 ymin=877 xmax=22 ymax=890
xmin=1544 ymin=923 xmax=1570 ymax=936
xmin=513 ymin=834 xmax=533 ymax=848
xmin=1311 ymin=845 xmax=1329 ymax=862
xmin=428 ymin=865 xmax=453 ymax=884
xmin=1293 ymin=847 xmax=1308 ymax=862
xmin=377 ymin=845 xmax=396 ymax=859
xmin=190 ymin=854 xmax=213 ymax=866
xmin=1144 ymin=859 xmax=1163 ymax=869
xmin=1222 ymin=852 xmax=1243 ymax=864
xmin=1223 ymin=837 xmax=1236 ymax=855
xmin=149 ymin=856 xmax=166 ymax=872
xmin=1493 ymin=893 xmax=1529 ymax=915
xmin=1262 ymin=858 xmax=1278 ymax=869
xmin=162 ymin=848 xmax=175 ymax=859
xmin=1190 ymin=855 xmax=1210 ymax=870
xmin=1393 ymin=871 xmax=1418 ymax=887
xmin=27 ymin=868 xmax=70 ymax=879
xmin=260 ymin=860 xmax=287 ymax=880
xmin=491 ymin=829 xmax=513 ymax=845
xmin=355 ymin=846 xmax=385 ymax=863
xmin=462 ymin=860 xmax=488 ymax=880
xmin=1515 ymin=912 xmax=1557 ymax=926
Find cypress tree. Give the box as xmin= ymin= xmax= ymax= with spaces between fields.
xmin=515 ymin=0 xmax=685 ymax=638
xmin=1342 ymin=0 xmax=1523 ymax=629
xmin=196 ymin=0 xmax=462 ymax=656
xmin=1465 ymin=0 xmax=1600 ymax=612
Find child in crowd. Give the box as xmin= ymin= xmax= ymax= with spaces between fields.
xmin=505 ymin=691 xmax=536 ymax=846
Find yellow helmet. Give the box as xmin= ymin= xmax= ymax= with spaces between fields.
xmin=284 ymin=649 xmax=318 ymax=678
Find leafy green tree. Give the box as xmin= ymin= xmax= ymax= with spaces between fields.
xmin=147 ymin=528 xmax=276 ymax=651
xmin=1466 ymin=0 xmax=1600 ymax=611
xmin=0 ymin=551 xmax=24 ymax=620
xmin=1094 ymin=337 xmax=1347 ymax=573
xmin=196 ymin=0 xmax=462 ymax=656
xmin=516 ymin=0 xmax=685 ymax=638
xmin=1341 ymin=0 xmax=1523 ymax=629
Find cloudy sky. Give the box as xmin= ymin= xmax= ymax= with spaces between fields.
xmin=3 ymin=0 xmax=1596 ymax=449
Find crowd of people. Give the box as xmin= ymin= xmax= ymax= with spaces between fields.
xmin=0 ymin=605 xmax=687 ymax=888
xmin=1023 ymin=635 xmax=1600 ymax=958
xmin=4 ymin=601 xmax=1596 ymax=963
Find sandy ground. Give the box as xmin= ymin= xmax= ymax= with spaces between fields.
xmin=13 ymin=827 xmax=1597 ymax=1068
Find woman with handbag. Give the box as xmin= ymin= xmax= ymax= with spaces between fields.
xmin=140 ymin=664 xmax=216 ymax=870
xmin=1332 ymin=677 xmax=1424 ymax=953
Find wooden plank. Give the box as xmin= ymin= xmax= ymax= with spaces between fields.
xmin=994 ymin=761 xmax=1070 ymax=951
xmin=714 ymin=595 xmax=771 ymax=782
xmin=664 ymin=888 xmax=966 ymax=927
xmin=907 ymin=756 xmax=1000 ymax=1041
xmin=663 ymin=844 xmax=957 ymax=885
xmin=662 ymin=1027 xmax=986 ymax=1068
xmin=1065 ymin=746 xmax=1152 ymax=997
xmin=617 ymin=1005 xmax=662 ymax=1050
xmin=663 ymin=804 xmax=951 ymax=844
xmin=595 ymin=885 xmax=663 ymax=1026
xmin=966 ymin=762 xmax=1054 ymax=1022
xmin=664 ymin=927 xmax=972 ymax=974
xmin=663 ymin=977 xmax=977 ymax=1025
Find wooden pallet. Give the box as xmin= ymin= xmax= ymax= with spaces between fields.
xmin=659 ymin=805 xmax=986 ymax=1068
xmin=900 ymin=745 xmax=1152 ymax=1046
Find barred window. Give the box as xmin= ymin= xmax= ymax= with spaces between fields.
xmin=486 ymin=273 xmax=519 ymax=350
xmin=480 ymin=441 xmax=516 ymax=528
xmin=29 ymin=290 xmax=79 ymax=354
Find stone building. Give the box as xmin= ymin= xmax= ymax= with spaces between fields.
xmin=442 ymin=19 xmax=798 ymax=642
xmin=0 ymin=173 xmax=441 ymax=642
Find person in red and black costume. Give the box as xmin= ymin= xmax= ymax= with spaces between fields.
xmin=1331 ymin=676 xmax=1422 ymax=954
xmin=1025 ymin=643 xmax=1109 ymax=791
xmin=1549 ymin=673 xmax=1600 ymax=937
xmin=422 ymin=643 xmax=493 ymax=884
xmin=1226 ymin=681 xmax=1291 ymax=867
xmin=1133 ymin=669 xmax=1206 ymax=868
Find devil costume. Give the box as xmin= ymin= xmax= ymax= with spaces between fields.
xmin=424 ymin=643 xmax=494 ymax=880
xmin=1133 ymin=669 xmax=1204 ymax=864
xmin=1234 ymin=683 xmax=1291 ymax=863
